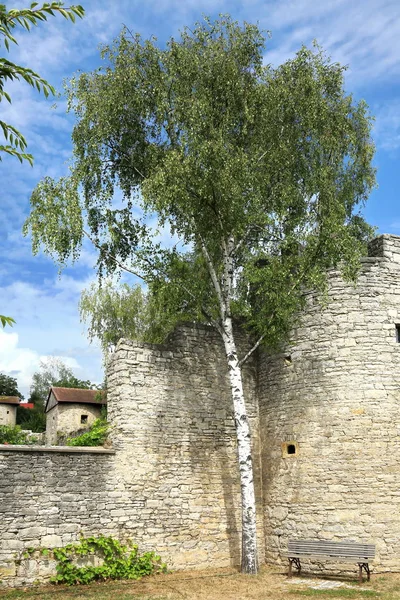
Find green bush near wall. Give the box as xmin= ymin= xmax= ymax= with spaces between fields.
xmin=50 ymin=535 xmax=167 ymax=585
xmin=66 ymin=418 xmax=109 ymax=447
xmin=0 ymin=425 xmax=33 ymax=444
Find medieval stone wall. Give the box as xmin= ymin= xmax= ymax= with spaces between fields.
xmin=106 ymin=323 xmax=264 ymax=571
xmin=3 ymin=234 xmax=400 ymax=587
xmin=0 ymin=447 xmax=115 ymax=586
xmin=0 ymin=324 xmax=263 ymax=586
xmin=258 ymin=234 xmax=400 ymax=572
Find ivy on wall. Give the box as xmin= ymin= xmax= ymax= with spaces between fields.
xmin=20 ymin=535 xmax=167 ymax=585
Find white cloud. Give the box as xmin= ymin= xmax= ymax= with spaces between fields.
xmin=263 ymin=0 xmax=400 ymax=85
xmin=1 ymin=276 xmax=103 ymax=398
xmin=0 ymin=330 xmax=80 ymax=398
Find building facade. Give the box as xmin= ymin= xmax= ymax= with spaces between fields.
xmin=0 ymin=397 xmax=19 ymax=426
xmin=45 ymin=387 xmax=105 ymax=444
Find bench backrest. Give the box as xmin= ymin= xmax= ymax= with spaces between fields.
xmin=288 ymin=540 xmax=375 ymax=559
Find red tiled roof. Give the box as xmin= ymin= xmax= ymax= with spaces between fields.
xmin=19 ymin=403 xmax=35 ymax=409
xmin=50 ymin=387 xmax=106 ymax=405
xmin=0 ymin=396 xmax=20 ymax=405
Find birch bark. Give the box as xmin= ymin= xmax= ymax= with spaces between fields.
xmin=200 ymin=238 xmax=259 ymax=573
xmin=222 ymin=314 xmax=259 ymax=575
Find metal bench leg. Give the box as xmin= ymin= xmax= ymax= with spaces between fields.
xmin=288 ymin=558 xmax=301 ymax=577
xmin=358 ymin=563 xmax=370 ymax=583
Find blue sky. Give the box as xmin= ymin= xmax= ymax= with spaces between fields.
xmin=1 ymin=0 xmax=399 ymax=397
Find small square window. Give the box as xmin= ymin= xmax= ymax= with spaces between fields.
xmin=282 ymin=441 xmax=299 ymax=458
xmin=396 ymin=324 xmax=400 ymax=343
xmin=81 ymin=415 xmax=88 ymax=424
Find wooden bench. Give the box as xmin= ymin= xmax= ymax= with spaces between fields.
xmin=284 ymin=539 xmax=376 ymax=582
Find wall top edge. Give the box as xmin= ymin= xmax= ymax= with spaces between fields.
xmin=0 ymin=445 xmax=115 ymax=454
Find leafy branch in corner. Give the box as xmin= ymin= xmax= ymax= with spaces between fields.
xmin=0 ymin=2 xmax=85 ymax=164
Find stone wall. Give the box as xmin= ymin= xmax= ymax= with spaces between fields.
xmin=3 ymin=234 xmax=400 ymax=587
xmin=0 ymin=323 xmax=263 ymax=586
xmin=0 ymin=447 xmax=115 ymax=586
xmin=107 ymin=323 xmax=264 ymax=570
xmin=258 ymin=234 xmax=400 ymax=572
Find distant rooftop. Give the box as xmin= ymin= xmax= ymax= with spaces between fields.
xmin=46 ymin=387 xmax=105 ymax=412
xmin=0 ymin=396 xmax=20 ymax=405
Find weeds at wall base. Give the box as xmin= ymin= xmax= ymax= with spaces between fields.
xmin=16 ymin=535 xmax=167 ymax=586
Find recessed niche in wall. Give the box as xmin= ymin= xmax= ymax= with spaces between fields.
xmin=284 ymin=355 xmax=292 ymax=366
xmin=81 ymin=414 xmax=88 ymax=424
xmin=396 ymin=324 xmax=400 ymax=343
xmin=282 ymin=441 xmax=299 ymax=458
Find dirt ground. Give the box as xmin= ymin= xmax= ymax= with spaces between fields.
xmin=1 ymin=565 xmax=400 ymax=600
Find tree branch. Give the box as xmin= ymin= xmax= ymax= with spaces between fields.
xmin=238 ymin=333 xmax=266 ymax=367
xmin=83 ymin=229 xmax=217 ymax=327
xmin=199 ymin=235 xmax=225 ymax=317
xmin=83 ymin=229 xmax=147 ymax=282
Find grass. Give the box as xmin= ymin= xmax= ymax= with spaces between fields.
xmin=0 ymin=567 xmax=400 ymax=600
xmin=291 ymin=589 xmax=380 ymax=597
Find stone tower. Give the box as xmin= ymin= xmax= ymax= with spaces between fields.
xmin=258 ymin=234 xmax=400 ymax=570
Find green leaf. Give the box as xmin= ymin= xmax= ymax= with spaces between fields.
xmin=0 ymin=2 xmax=85 ymax=164
xmin=0 ymin=315 xmax=15 ymax=328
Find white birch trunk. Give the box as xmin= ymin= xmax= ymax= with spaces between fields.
xmin=222 ymin=314 xmax=259 ymax=575
xmin=200 ymin=236 xmax=258 ymax=574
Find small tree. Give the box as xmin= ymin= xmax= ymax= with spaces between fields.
xmin=31 ymin=357 xmax=95 ymax=405
xmin=0 ymin=372 xmax=23 ymax=398
xmin=24 ymin=17 xmax=376 ymax=573
xmin=17 ymin=391 xmax=46 ymax=431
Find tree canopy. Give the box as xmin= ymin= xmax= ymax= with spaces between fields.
xmin=0 ymin=372 xmax=23 ymax=398
xmin=24 ymin=16 xmax=376 ymax=573
xmin=31 ymin=357 xmax=95 ymax=405
xmin=79 ymin=280 xmax=170 ymax=357
xmin=25 ymin=19 xmax=375 ymax=345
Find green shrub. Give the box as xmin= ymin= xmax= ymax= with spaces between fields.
xmin=0 ymin=424 xmax=30 ymax=444
xmin=17 ymin=403 xmax=46 ymax=432
xmin=66 ymin=418 xmax=108 ymax=447
xmin=50 ymin=535 xmax=167 ymax=585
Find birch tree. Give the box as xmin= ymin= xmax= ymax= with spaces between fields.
xmin=24 ymin=16 xmax=376 ymax=573
xmin=79 ymin=280 xmax=169 ymax=356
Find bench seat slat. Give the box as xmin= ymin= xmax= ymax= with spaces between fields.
xmin=288 ymin=544 xmax=375 ymax=548
xmin=286 ymin=547 xmax=374 ymax=551
xmin=288 ymin=541 xmax=374 ymax=547
xmin=287 ymin=540 xmax=375 ymax=559
xmin=283 ymin=553 xmax=374 ymax=562
xmin=288 ymin=548 xmax=375 ymax=558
